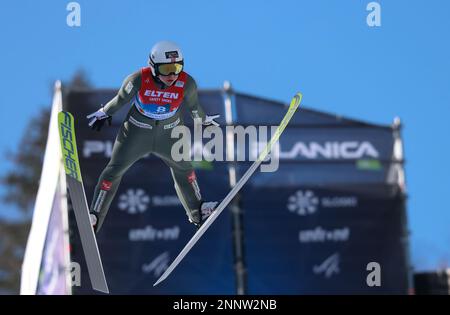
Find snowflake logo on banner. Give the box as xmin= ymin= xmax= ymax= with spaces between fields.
xmin=287 ymin=190 xmax=319 ymax=215
xmin=118 ymin=188 xmax=150 ymax=214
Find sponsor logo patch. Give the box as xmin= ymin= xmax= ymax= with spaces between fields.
xmin=142 ymin=252 xmax=170 ymax=277
xmin=118 ymin=189 xmax=150 ymax=214
xmin=299 ymin=226 xmax=350 ymax=243
xmin=101 ymin=180 xmax=112 ymax=191
xmin=129 ymin=225 xmax=180 ymax=242
xmin=313 ymin=253 xmax=340 ymax=278
xmin=287 ymin=190 xmax=358 ymax=216
xmin=191 ymin=110 xmax=200 ymax=119
xmin=143 ymin=90 xmax=179 ymax=99
xmin=129 ymin=116 xmax=153 ymax=129
xmin=187 ymin=170 xmax=197 ymax=183
xmin=93 ymin=190 xmax=107 ymax=213
xmin=125 ymin=81 xmax=134 ymax=94
xmin=165 ymin=50 xmax=179 ymax=59
xmin=163 ymin=118 xmax=180 ymax=129
xmin=192 ymin=180 xmax=202 ymax=201
xmin=279 ymin=141 xmax=380 ymax=160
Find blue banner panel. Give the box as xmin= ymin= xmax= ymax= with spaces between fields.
xmin=242 ymin=185 xmax=409 ymax=294
xmin=64 ymin=88 xmax=409 ymax=295
xmin=234 ymin=92 xmax=392 ymax=127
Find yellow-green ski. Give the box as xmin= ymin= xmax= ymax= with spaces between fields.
xmin=58 ymin=111 xmax=109 ymax=294
xmin=58 ymin=111 xmax=82 ymax=181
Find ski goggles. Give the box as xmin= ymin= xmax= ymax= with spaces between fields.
xmin=156 ymin=62 xmax=184 ymax=76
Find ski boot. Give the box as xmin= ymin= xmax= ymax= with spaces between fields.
xmin=89 ymin=212 xmax=98 ymax=233
xmin=192 ymin=201 xmax=219 ymax=229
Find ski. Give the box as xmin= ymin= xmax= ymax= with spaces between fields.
xmin=58 ymin=111 xmax=109 ymax=294
xmin=153 ymin=92 xmax=303 ymax=286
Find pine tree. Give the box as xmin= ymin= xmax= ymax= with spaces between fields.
xmin=0 ymin=70 xmax=92 ymax=294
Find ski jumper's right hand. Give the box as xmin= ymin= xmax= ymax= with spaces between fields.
xmin=87 ymin=107 xmax=112 ymax=131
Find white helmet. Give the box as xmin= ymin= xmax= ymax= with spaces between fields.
xmin=148 ymin=41 xmax=184 ymax=76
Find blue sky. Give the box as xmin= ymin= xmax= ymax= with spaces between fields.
xmin=0 ymin=0 xmax=449 ymax=271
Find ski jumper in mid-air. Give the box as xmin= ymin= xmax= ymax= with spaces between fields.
xmin=86 ymin=41 xmax=220 ymax=232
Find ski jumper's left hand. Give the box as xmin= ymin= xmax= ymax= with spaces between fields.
xmin=87 ymin=107 xmax=112 ymax=131
xmin=203 ymin=114 xmax=220 ymax=127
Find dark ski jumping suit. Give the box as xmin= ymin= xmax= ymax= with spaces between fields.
xmin=90 ymin=67 xmax=207 ymax=232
